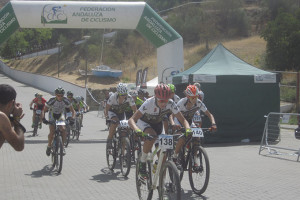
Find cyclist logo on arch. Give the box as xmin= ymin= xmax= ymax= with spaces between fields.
xmin=41 ymin=4 xmax=67 ymax=25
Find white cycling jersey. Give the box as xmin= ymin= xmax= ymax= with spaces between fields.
xmin=138 ymin=96 xmax=179 ymax=124
xmin=107 ymin=93 xmax=135 ymax=114
xmin=46 ymin=96 xmax=71 ymax=115
xmin=172 ymin=94 xmax=180 ymax=104
xmin=176 ymin=97 xmax=207 ymax=122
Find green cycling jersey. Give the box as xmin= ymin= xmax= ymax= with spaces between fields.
xmin=125 ymin=97 xmax=144 ymax=112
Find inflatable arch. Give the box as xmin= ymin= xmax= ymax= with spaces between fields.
xmin=0 ymin=1 xmax=184 ymax=83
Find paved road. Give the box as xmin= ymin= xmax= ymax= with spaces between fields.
xmin=1 ymin=72 xmax=300 ymax=200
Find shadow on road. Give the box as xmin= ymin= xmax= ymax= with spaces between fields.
xmin=91 ymin=167 xmax=129 ymax=183
xmin=26 ymin=165 xmax=61 ymax=178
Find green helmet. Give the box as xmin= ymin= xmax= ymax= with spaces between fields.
xmin=167 ymin=84 xmax=176 ymax=93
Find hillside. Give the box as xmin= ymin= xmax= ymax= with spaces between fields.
xmin=5 ymin=35 xmax=266 ymax=90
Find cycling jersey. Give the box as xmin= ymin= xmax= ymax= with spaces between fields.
xmin=176 ymin=97 xmax=207 ymax=123
xmin=46 ymin=96 xmax=71 ymax=115
xmin=68 ymin=97 xmax=79 ymax=111
xmin=32 ymin=97 xmax=47 ymax=110
xmin=138 ymin=96 xmax=179 ymax=124
xmin=135 ymin=97 xmax=144 ymax=109
xmin=107 ymin=93 xmax=135 ymax=114
xmin=172 ymin=94 xmax=180 ymax=104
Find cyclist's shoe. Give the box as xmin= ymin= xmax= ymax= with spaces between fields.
xmin=172 ymin=157 xmax=182 ymax=171
xmin=193 ymin=164 xmax=203 ymax=172
xmin=138 ymin=162 xmax=147 ymax=178
xmin=38 ymin=123 xmax=42 ymax=129
xmin=46 ymin=146 xmax=51 ymax=156
xmin=63 ymin=148 xmax=66 ymax=156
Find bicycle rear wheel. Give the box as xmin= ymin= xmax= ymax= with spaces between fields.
xmin=120 ymin=137 xmax=131 ymax=177
xmin=32 ymin=116 xmax=39 ymax=136
xmin=188 ymin=146 xmax=210 ymax=195
xmin=106 ymin=138 xmax=117 ymax=170
xmin=55 ymin=136 xmax=64 ymax=173
xmin=136 ymin=154 xmax=153 ymax=200
xmin=159 ymin=161 xmax=181 ymax=200
xmin=65 ymin=125 xmax=70 ymax=147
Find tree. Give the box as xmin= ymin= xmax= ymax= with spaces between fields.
xmin=261 ymin=10 xmax=300 ymax=70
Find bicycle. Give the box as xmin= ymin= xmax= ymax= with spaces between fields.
xmin=173 ymin=126 xmax=212 ymax=195
xmin=64 ymin=111 xmax=74 ymax=147
xmin=129 ymin=128 xmax=142 ymax=164
xmin=106 ymin=119 xmax=132 ymax=177
xmin=73 ymin=111 xmax=82 ymax=140
xmin=136 ymin=133 xmax=181 ymax=200
xmin=43 ymin=119 xmax=65 ymax=173
xmin=31 ymin=108 xmax=42 ymax=136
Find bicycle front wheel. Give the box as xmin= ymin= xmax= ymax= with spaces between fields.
xmin=188 ymin=146 xmax=210 ymax=195
xmin=159 ymin=161 xmax=181 ymax=200
xmin=120 ymin=137 xmax=132 ymax=177
xmin=64 ymin=125 xmax=70 ymax=147
xmin=56 ymin=136 xmax=64 ymax=173
xmin=106 ymin=138 xmax=117 ymax=170
xmin=136 ymin=154 xmax=153 ymax=200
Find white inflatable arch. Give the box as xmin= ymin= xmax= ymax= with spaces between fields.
xmin=0 ymin=1 xmax=183 ymax=83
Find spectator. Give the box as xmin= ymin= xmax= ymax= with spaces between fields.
xmin=0 ymin=84 xmax=26 ymax=151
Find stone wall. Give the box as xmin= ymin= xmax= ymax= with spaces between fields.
xmin=86 ymin=87 xmax=116 ymax=111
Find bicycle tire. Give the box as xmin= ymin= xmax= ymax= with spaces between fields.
xmin=71 ymin=130 xmax=76 ymax=140
xmin=65 ymin=124 xmax=70 ymax=147
xmin=188 ymin=146 xmax=210 ymax=195
xmin=159 ymin=160 xmax=181 ymax=200
xmin=136 ymin=153 xmax=153 ymax=200
xmin=120 ymin=137 xmax=131 ymax=177
xmin=131 ymin=133 xmax=141 ymax=165
xmin=106 ymin=137 xmax=117 ymax=170
xmin=32 ymin=116 xmax=39 ymax=136
xmin=178 ymin=147 xmax=187 ymax=182
xmin=76 ymin=119 xmax=80 ymax=140
xmin=56 ymin=136 xmax=64 ymax=173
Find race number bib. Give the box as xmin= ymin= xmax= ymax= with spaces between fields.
xmin=56 ymin=120 xmax=66 ymax=126
xmin=35 ymin=110 xmax=42 ymax=114
xmin=191 ymin=128 xmax=204 ymax=138
xmin=159 ymin=135 xmax=173 ymax=149
xmin=119 ymin=120 xmax=129 ymax=128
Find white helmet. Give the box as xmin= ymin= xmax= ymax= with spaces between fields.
xmin=116 ymin=83 xmax=128 ymax=94
xmin=75 ymin=96 xmax=81 ymax=102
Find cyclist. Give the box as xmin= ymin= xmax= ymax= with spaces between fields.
xmin=170 ymin=85 xmax=216 ymax=167
xmin=138 ymin=88 xmax=147 ymax=101
xmin=80 ymin=96 xmax=89 ymax=112
xmin=66 ymin=91 xmax=80 ymax=112
xmin=128 ymin=83 xmax=191 ymax=177
xmin=29 ymin=93 xmax=47 ymax=129
xmin=105 ymin=83 xmax=137 ymax=148
xmin=42 ymin=87 xmax=75 ymax=156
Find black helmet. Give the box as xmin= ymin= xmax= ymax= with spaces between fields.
xmin=138 ymin=88 xmax=145 ymax=95
xmin=67 ymin=91 xmax=73 ymax=96
xmin=55 ymin=86 xmax=65 ymax=95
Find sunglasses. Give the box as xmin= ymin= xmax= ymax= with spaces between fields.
xmin=157 ymin=99 xmax=169 ymax=103
xmin=119 ymin=93 xmax=127 ymax=96
xmin=67 ymin=96 xmax=72 ymax=98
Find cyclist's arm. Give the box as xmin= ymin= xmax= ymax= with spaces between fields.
xmin=105 ymin=103 xmax=111 ymax=118
xmin=128 ymin=110 xmax=143 ymax=132
xmin=29 ymin=100 xmax=34 ymax=108
xmin=169 ymin=113 xmax=176 ymax=126
xmin=41 ymin=106 xmax=49 ymax=119
xmin=174 ymin=111 xmax=190 ymax=130
xmin=70 ymin=105 xmax=76 ymax=119
xmin=204 ymin=110 xmax=216 ymax=125
xmin=131 ymin=105 xmax=137 ymax=113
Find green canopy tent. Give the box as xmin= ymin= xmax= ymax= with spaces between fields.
xmin=172 ymin=43 xmax=280 ymax=143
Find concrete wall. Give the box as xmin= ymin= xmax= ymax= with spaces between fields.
xmin=0 ymin=60 xmax=86 ymax=98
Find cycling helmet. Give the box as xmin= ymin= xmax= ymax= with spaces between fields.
xmin=185 ymin=85 xmax=199 ymax=97
xmin=55 ymin=86 xmax=65 ymax=95
xmin=194 ymin=82 xmax=201 ymax=90
xmin=67 ymin=91 xmax=73 ymax=97
xmin=167 ymin=84 xmax=176 ymax=93
xmin=129 ymin=90 xmax=138 ymax=97
xmin=75 ymin=96 xmax=81 ymax=102
xmin=81 ymin=96 xmax=84 ymax=101
xmin=36 ymin=93 xmax=43 ymax=98
xmin=138 ymin=88 xmax=145 ymax=95
xmin=154 ymin=84 xmax=171 ymax=100
xmin=34 ymin=93 xmax=38 ymax=98
xmin=116 ymin=83 xmax=128 ymax=94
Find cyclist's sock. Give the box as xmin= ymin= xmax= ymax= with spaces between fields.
xmin=140 ymin=151 xmax=147 ymax=162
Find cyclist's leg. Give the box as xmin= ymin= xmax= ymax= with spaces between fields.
xmin=47 ymin=125 xmax=55 ymax=146
xmin=173 ymin=118 xmax=185 ymax=155
xmin=32 ymin=110 xmax=36 ymax=127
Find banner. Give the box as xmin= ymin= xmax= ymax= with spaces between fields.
xmin=136 ymin=69 xmax=142 ymax=87
xmin=0 ymin=3 xmax=20 ymax=44
xmin=140 ymin=67 xmax=148 ymax=89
